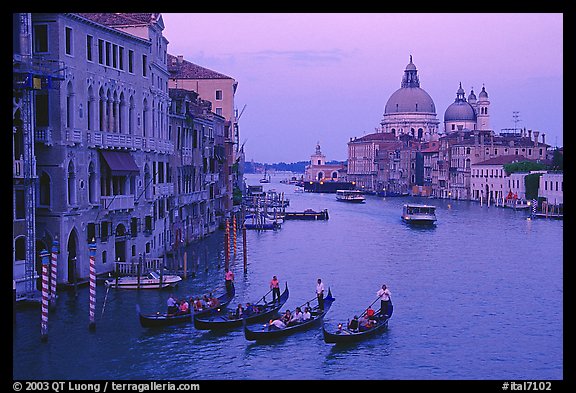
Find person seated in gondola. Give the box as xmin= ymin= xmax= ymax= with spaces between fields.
xmin=302 ymin=307 xmax=311 ymax=321
xmin=280 ymin=309 xmax=292 ymax=324
xmin=193 ymin=297 xmax=203 ymax=312
xmin=366 ymin=306 xmax=376 ymax=320
xmin=234 ymin=303 xmax=244 ymax=319
xmin=268 ymin=318 xmax=286 ymax=330
xmin=178 ymin=299 xmax=190 ymax=314
xmin=289 ymin=307 xmax=303 ymax=325
xmin=245 ymin=303 xmax=256 ymax=316
xmin=348 ymin=315 xmax=360 ymax=332
xmin=210 ymin=295 xmax=220 ymax=308
xmin=358 ymin=315 xmax=373 ymax=331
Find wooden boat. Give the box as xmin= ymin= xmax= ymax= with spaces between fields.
xmin=105 ymin=270 xmax=182 ymax=289
xmin=401 ymin=203 xmax=437 ymax=225
xmin=194 ymin=283 xmax=289 ymax=330
xmin=244 ymin=289 xmax=335 ymax=341
xmin=283 ymin=209 xmax=329 ymax=221
xmin=137 ymin=284 xmax=236 ymax=328
xmin=336 ymin=189 xmax=366 ymax=203
xmin=323 ymin=303 xmax=393 ymax=344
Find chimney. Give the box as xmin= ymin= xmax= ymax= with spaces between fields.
xmin=177 ymin=55 xmax=183 ymax=64
xmin=541 ymin=133 xmax=546 ymax=145
xmin=533 ymin=131 xmax=539 ymax=147
xmin=528 ymin=129 xmax=532 ymax=140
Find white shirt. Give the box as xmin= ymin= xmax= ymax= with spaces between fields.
xmin=316 ymin=281 xmax=325 ymax=295
xmin=302 ymin=311 xmax=311 ymax=320
xmin=271 ymin=319 xmax=286 ymax=329
xmin=377 ymin=287 xmax=391 ymax=301
xmin=291 ymin=311 xmax=303 ymax=323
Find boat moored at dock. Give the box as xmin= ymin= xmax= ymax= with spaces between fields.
xmin=105 ymin=270 xmax=182 ymax=289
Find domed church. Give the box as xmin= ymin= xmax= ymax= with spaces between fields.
xmin=444 ymin=83 xmax=491 ymax=133
xmin=380 ymin=56 xmax=440 ymax=141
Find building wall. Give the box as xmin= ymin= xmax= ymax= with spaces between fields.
xmin=539 ymin=173 xmax=563 ymax=205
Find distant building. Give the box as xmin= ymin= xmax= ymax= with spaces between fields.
xmin=539 ymin=172 xmax=563 ymax=206
xmin=304 ymin=142 xmax=345 ymax=182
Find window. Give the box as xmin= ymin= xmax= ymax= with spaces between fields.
xmin=65 ymin=27 xmax=72 ymax=55
xmin=98 ymin=39 xmax=104 ymax=64
xmin=35 ymin=93 xmax=49 ymax=128
xmin=119 ymin=47 xmax=124 ymax=70
xmin=128 ymin=50 xmax=134 ymax=73
xmin=215 ymin=107 xmax=223 ymax=116
xmin=86 ymin=35 xmax=93 ymax=61
xmin=215 ymin=90 xmax=223 ymax=100
xmin=142 ymin=54 xmax=148 ymax=77
xmin=15 ymin=189 xmax=25 ymax=219
xmin=105 ymin=42 xmax=111 ymax=66
xmin=33 ymin=24 xmax=48 ymax=53
xmin=112 ymin=44 xmax=118 ymax=68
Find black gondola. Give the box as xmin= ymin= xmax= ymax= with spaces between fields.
xmin=194 ymin=282 xmax=289 ymax=330
xmin=137 ymin=283 xmax=236 ymax=328
xmin=244 ymin=288 xmax=335 ymax=341
xmin=322 ymin=303 xmax=393 ymax=344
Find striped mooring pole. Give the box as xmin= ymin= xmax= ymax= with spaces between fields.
xmin=225 ymin=219 xmax=230 ymax=271
xmin=89 ymin=240 xmax=97 ymax=331
xmin=50 ymin=238 xmax=59 ymax=308
xmin=233 ymin=215 xmax=237 ymax=256
xmin=40 ymin=249 xmax=50 ymax=342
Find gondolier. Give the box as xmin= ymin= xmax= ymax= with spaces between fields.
xmin=376 ymin=284 xmax=391 ymax=316
xmin=270 ymin=275 xmax=280 ymax=303
xmin=225 ymin=269 xmax=235 ymax=294
xmin=316 ymin=278 xmax=325 ymax=310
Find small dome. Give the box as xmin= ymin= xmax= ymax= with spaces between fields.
xmin=468 ymin=88 xmax=477 ymax=103
xmin=479 ymin=85 xmax=488 ymax=99
xmin=444 ymin=101 xmax=477 ymax=121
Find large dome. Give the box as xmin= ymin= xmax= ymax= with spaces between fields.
xmin=385 ymin=87 xmax=436 ymax=114
xmin=384 ymin=56 xmax=436 ymax=115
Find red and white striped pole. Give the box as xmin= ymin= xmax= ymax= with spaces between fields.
xmin=40 ymin=249 xmax=50 ymax=342
xmin=88 ymin=240 xmax=97 ymax=331
xmin=233 ymin=215 xmax=237 ymax=256
xmin=50 ymin=238 xmax=59 ymax=308
xmin=225 ymin=219 xmax=230 ymax=271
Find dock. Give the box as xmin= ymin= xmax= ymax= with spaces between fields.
xmin=283 ymin=209 xmax=329 ymax=220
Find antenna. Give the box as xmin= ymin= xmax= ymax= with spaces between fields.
xmin=512 ymin=111 xmax=520 ymax=134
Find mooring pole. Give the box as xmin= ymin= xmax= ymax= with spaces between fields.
xmin=40 ymin=249 xmax=50 ymax=342
xmin=225 ymin=218 xmax=230 ymax=272
xmin=49 ymin=238 xmax=59 ymax=309
xmin=233 ymin=215 xmax=237 ymax=256
xmin=243 ymin=224 xmax=248 ymax=274
xmin=88 ymin=239 xmax=97 ymax=331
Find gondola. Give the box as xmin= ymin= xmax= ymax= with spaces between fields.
xmin=194 ymin=282 xmax=289 ymax=330
xmin=137 ymin=283 xmax=236 ymax=328
xmin=322 ymin=302 xmax=393 ymax=344
xmin=244 ymin=288 xmax=335 ymax=341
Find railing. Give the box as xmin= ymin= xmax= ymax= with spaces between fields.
xmin=13 ymin=158 xmax=23 ymax=178
xmin=65 ymin=128 xmax=83 ymax=145
xmin=87 ymin=131 xmax=174 ymax=154
xmin=101 ymin=194 xmax=135 ymax=211
xmin=114 ymin=257 xmax=164 ymax=276
xmin=154 ymin=183 xmax=174 ymax=197
xmin=35 ymin=127 xmax=53 ymax=145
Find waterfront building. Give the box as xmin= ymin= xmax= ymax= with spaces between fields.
xmin=470 ymin=155 xmax=533 ymax=203
xmin=539 ymin=172 xmax=563 ymax=206
xmin=167 ymin=54 xmax=244 ymax=212
xmin=304 ymin=142 xmax=345 ymax=182
xmin=12 ymin=13 xmax=240 ymax=301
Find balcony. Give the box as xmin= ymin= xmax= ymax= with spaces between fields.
xmin=13 ymin=158 xmax=24 ymax=178
xmin=65 ymin=128 xmax=83 ymax=145
xmin=154 ymin=183 xmax=174 ymax=197
xmin=35 ymin=127 xmax=53 ymax=146
xmin=101 ymin=194 xmax=135 ymax=211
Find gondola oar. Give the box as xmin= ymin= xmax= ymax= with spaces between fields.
xmin=359 ymin=295 xmax=381 ymax=318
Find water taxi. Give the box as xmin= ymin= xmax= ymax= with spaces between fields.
xmin=401 ymin=204 xmax=437 ymax=225
xmin=336 ymin=189 xmax=366 ymax=203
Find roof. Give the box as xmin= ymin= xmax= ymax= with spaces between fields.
xmin=473 ymin=155 xmax=535 ymax=166
xmin=168 ymin=53 xmax=233 ymax=80
xmin=78 ymin=13 xmax=160 ymax=27
xmin=384 ymin=87 xmax=436 ymax=114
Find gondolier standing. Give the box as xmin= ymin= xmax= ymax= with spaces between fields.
xmin=270 ymin=275 xmax=280 ymax=303
xmin=376 ymin=284 xmax=392 ymax=316
xmin=225 ymin=268 xmax=235 ymax=294
xmin=316 ymin=278 xmax=325 ymax=310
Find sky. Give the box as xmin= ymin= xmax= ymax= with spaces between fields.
xmin=161 ymin=13 xmax=563 ymax=164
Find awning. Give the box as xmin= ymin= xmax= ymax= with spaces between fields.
xmin=100 ymin=150 xmax=140 ymax=175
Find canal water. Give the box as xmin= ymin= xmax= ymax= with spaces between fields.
xmin=13 ymin=174 xmax=563 ymax=381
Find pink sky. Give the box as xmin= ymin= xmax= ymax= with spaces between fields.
xmin=162 ymin=13 xmax=563 ymax=163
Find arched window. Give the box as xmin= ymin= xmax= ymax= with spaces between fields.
xmin=128 ymin=95 xmax=134 ymax=135
xmin=66 ymin=81 xmax=74 ymax=129
xmin=142 ymin=98 xmax=149 ymax=137
xmin=87 ymin=85 xmax=94 ymax=131
xmin=418 ymin=128 xmax=423 ymax=139
xmin=88 ymin=162 xmax=97 ymax=204
xmin=331 ymin=171 xmax=338 ymax=179
xmin=67 ymin=161 xmax=76 ymax=206
xmin=98 ymin=87 xmax=106 ymax=131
